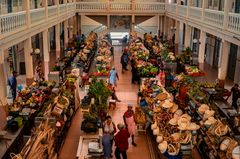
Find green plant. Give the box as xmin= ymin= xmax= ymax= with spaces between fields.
xmin=185 ymin=47 xmax=191 ymax=55
xmin=89 ymin=79 xmax=112 ymax=110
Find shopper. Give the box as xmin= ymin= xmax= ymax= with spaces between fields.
xmin=120 ymin=49 xmax=129 ymax=72
xmin=130 ymin=55 xmax=138 ymax=84
xmin=123 ymin=104 xmax=137 ymax=146
xmin=109 ymin=85 xmax=121 ymax=102
xmin=34 ymin=61 xmax=44 ymax=82
xmin=231 ymin=84 xmax=240 ymax=110
xmin=102 ymin=115 xmax=117 ymax=159
xmin=8 ymin=71 xmax=18 ymax=101
xmin=109 ymin=66 xmax=119 ymax=88
xmin=114 ymin=123 xmax=130 ymax=159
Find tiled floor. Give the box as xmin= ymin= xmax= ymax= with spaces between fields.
xmin=58 ymin=46 xmax=151 ymax=159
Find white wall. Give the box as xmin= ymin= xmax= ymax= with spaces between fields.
xmin=138 ymin=16 xmax=158 ymax=35
xmin=81 ymin=15 xmax=102 ymax=35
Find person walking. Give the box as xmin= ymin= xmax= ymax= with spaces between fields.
xmin=109 ymin=66 xmax=119 ymax=88
xmin=231 ymin=84 xmax=240 ymax=110
xmin=123 ymin=104 xmax=137 ymax=146
xmin=8 ymin=71 xmax=18 ymax=101
xmin=120 ymin=49 xmax=129 ymax=72
xmin=102 ymin=115 xmax=117 ymax=159
xmin=114 ymin=123 xmax=130 ymax=159
xmin=130 ymin=55 xmax=138 ymax=84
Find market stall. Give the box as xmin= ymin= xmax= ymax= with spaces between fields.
xmin=137 ymin=77 xmax=240 ymax=159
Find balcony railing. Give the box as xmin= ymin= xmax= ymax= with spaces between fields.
xmin=189 ymin=7 xmax=202 ymax=21
xmin=204 ymin=9 xmax=224 ymax=27
xmin=0 ymin=3 xmax=75 ymax=37
xmin=178 ymin=5 xmax=187 ymax=17
xmin=0 ymin=11 xmax=27 ymax=34
xmin=134 ymin=2 xmax=165 ymax=12
xmin=110 ymin=2 xmax=131 ymax=11
xmin=228 ymin=13 xmax=240 ymax=34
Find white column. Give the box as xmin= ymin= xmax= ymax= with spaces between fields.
xmin=54 ymin=0 xmax=60 ymax=15
xmin=164 ymin=16 xmax=168 ymax=40
xmin=184 ymin=24 xmax=191 ymax=48
xmin=201 ymin=0 xmax=208 ymax=21
xmin=55 ymin=23 xmax=61 ymax=59
xmin=198 ymin=30 xmax=206 ymax=65
xmin=218 ymin=40 xmax=230 ymax=87
xmin=73 ymin=15 xmax=77 ymax=36
xmin=131 ymin=15 xmax=135 ymax=32
xmin=223 ymin=0 xmax=232 ymax=29
xmin=23 ymin=0 xmax=31 ymax=27
xmin=42 ymin=0 xmax=48 ymax=20
xmin=64 ymin=20 xmax=69 ymax=48
xmin=175 ymin=20 xmax=180 ymax=54
xmin=159 ymin=16 xmax=162 ymax=33
xmin=107 ymin=14 xmax=110 ymax=32
xmin=24 ymin=38 xmax=34 ymax=85
xmin=0 ymin=48 xmax=7 ymax=106
xmin=187 ymin=0 xmax=192 ymax=18
xmin=69 ymin=18 xmax=73 ymax=40
xmin=157 ymin=15 xmax=160 ymax=34
xmin=176 ymin=0 xmax=181 ymax=14
xmin=43 ymin=30 xmax=50 ymax=80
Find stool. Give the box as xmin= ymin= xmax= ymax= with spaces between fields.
xmin=108 ymin=99 xmax=116 ymax=110
xmin=136 ymin=124 xmax=146 ymax=135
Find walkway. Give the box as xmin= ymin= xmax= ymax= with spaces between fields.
xmin=59 ymin=46 xmax=151 ymax=159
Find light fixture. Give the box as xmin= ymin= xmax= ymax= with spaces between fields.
xmin=193 ymin=38 xmax=198 ymax=43
xmin=31 ymin=48 xmax=41 ymax=56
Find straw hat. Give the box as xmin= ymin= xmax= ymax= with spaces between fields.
xmin=161 ymin=100 xmax=173 ymax=109
xmin=168 ymin=143 xmax=180 ymax=156
xmin=220 ymin=137 xmax=231 ymax=151
xmin=215 ymin=124 xmax=229 ymax=137
xmin=180 ymin=133 xmax=192 ymax=144
xmin=203 ymin=110 xmax=215 ymax=120
xmin=204 ymin=117 xmax=217 ymax=126
xmin=174 ymin=109 xmax=183 ymax=119
xmin=156 ymin=135 xmax=164 ymax=143
xmin=187 ymin=123 xmax=200 ymax=131
xmin=198 ymin=104 xmax=209 ymax=115
xmin=232 ymin=146 xmax=240 ymax=159
xmin=177 ymin=117 xmax=190 ymax=130
xmin=158 ymin=141 xmax=168 ymax=153
xmin=169 ymin=103 xmax=178 ymax=113
xmin=169 ymin=118 xmax=178 ymax=126
xmin=181 ymin=114 xmax=191 ymax=121
xmin=171 ymin=133 xmax=181 ymax=141
xmin=151 ymin=122 xmax=158 ymax=130
xmin=153 ymin=127 xmax=160 ymax=135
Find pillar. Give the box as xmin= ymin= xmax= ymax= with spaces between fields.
xmin=42 ymin=0 xmax=48 ymax=20
xmin=157 ymin=15 xmax=160 ymax=34
xmin=73 ymin=15 xmax=77 ymax=36
xmin=64 ymin=20 xmax=69 ymax=48
xmin=198 ymin=30 xmax=206 ymax=70
xmin=187 ymin=0 xmax=192 ymax=18
xmin=223 ymin=0 xmax=233 ymax=29
xmin=43 ymin=30 xmax=50 ymax=80
xmin=107 ymin=14 xmax=110 ymax=32
xmin=218 ymin=40 xmax=230 ymax=88
xmin=175 ymin=20 xmax=180 ymax=54
xmin=201 ymin=0 xmax=208 ymax=21
xmin=131 ymin=15 xmax=135 ymax=32
xmin=54 ymin=0 xmax=60 ymax=15
xmin=69 ymin=18 xmax=73 ymax=41
xmin=159 ymin=16 xmax=162 ymax=34
xmin=164 ymin=16 xmax=168 ymax=40
xmin=0 ymin=49 xmax=7 ymax=106
xmin=24 ymin=38 xmax=34 ymax=85
xmin=184 ymin=24 xmax=191 ymax=49
xmin=23 ymin=0 xmax=31 ymax=27
xmin=55 ymin=23 xmax=61 ymax=59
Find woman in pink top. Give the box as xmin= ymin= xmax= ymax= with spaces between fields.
xmin=123 ymin=103 xmax=137 ymax=146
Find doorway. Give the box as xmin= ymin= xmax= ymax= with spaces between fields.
xmin=227 ymin=43 xmax=238 ymax=80
xmin=212 ymin=37 xmax=221 ymax=68
xmin=110 ymin=32 xmax=129 ymax=46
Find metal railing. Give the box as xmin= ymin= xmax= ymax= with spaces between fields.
xmin=228 ymin=13 xmax=240 ymax=34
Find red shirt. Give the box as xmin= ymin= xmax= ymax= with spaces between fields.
xmin=114 ymin=128 xmax=130 ymax=151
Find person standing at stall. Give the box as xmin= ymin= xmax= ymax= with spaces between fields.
xmin=109 ymin=66 xmax=119 ymax=88
xmin=8 ymin=71 xmax=18 ymax=101
xmin=34 ymin=61 xmax=44 ymax=82
xmin=120 ymin=49 xmax=129 ymax=72
xmin=102 ymin=115 xmax=117 ymax=159
xmin=231 ymin=84 xmax=240 ymax=110
xmin=114 ymin=123 xmax=130 ymax=159
xmin=123 ymin=104 xmax=137 ymax=146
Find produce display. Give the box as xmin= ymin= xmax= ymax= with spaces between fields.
xmin=92 ymin=39 xmax=112 ymax=77
xmin=185 ymin=65 xmax=205 ymax=77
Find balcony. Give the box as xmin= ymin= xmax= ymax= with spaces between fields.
xmin=76 ymin=1 xmax=165 ymax=14
xmin=166 ymin=3 xmax=240 ymax=36
xmin=0 ymin=3 xmax=76 ymax=40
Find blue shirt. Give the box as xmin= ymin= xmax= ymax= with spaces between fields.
xmin=8 ymin=76 xmax=17 ymax=90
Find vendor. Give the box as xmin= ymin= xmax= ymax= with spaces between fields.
xmin=231 ymin=83 xmax=240 ymax=110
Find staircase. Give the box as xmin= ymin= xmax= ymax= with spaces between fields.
xmin=84 ymin=24 xmax=108 ymax=37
